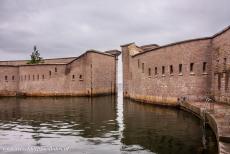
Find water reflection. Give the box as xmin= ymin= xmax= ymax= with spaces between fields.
xmin=116 ymin=84 xmax=124 ymax=141
xmin=0 ymin=96 xmax=217 ymax=154
xmin=122 ymin=99 xmax=218 ymax=154
xmin=0 ymin=96 xmax=120 ymax=153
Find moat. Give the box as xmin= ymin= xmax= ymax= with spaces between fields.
xmin=0 ymin=94 xmax=218 ymax=154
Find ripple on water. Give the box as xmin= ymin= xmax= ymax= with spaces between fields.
xmin=0 ymin=96 xmax=218 ymax=154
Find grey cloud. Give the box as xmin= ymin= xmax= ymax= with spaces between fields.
xmin=0 ymin=0 xmax=229 ymax=60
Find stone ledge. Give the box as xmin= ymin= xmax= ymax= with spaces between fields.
xmin=180 ymin=101 xmax=230 ymax=154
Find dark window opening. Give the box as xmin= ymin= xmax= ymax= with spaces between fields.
xmin=203 ymin=62 xmax=207 ymax=72
xmin=138 ymin=59 xmax=140 ymax=68
xmin=79 ymin=75 xmax=82 ymax=79
xmin=179 ymin=64 xmax=182 ymax=74
xmin=49 ymin=71 xmax=52 ymax=76
xmin=162 ymin=66 xmax=165 ymax=75
xmin=216 ymin=59 xmax=219 ymax=68
xmin=155 ymin=67 xmax=157 ymax=75
xmin=224 ymin=58 xmax=227 ymax=65
xmin=190 ymin=63 xmax=194 ymax=72
xmin=218 ymin=74 xmax=221 ymax=90
xmin=225 ymin=73 xmax=229 ymax=91
xmin=12 ymin=76 xmax=14 ymax=80
xmin=170 ymin=65 xmax=173 ymax=74
xmin=72 ymin=75 xmax=75 ymax=80
xmin=42 ymin=75 xmax=45 ymax=80
xmin=142 ymin=63 xmax=144 ymax=73
xmin=55 ymin=67 xmax=57 ymax=72
xmin=5 ymin=76 xmax=7 ymax=81
xmin=148 ymin=68 xmax=151 ymax=76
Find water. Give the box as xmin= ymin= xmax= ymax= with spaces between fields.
xmin=0 ymin=95 xmax=217 ymax=154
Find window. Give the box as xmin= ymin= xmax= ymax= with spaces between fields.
xmin=138 ymin=59 xmax=140 ymax=68
xmin=142 ymin=63 xmax=144 ymax=73
xmin=203 ymin=62 xmax=207 ymax=73
xmin=12 ymin=76 xmax=15 ymax=80
xmin=190 ymin=63 xmax=194 ymax=72
xmin=33 ymin=75 xmax=35 ymax=80
xmin=72 ymin=75 xmax=75 ymax=80
xmin=225 ymin=72 xmax=229 ymax=91
xmin=155 ymin=67 xmax=158 ymax=75
xmin=42 ymin=75 xmax=45 ymax=80
xmin=148 ymin=68 xmax=151 ymax=76
xmin=49 ymin=71 xmax=52 ymax=76
xmin=179 ymin=64 xmax=182 ymax=74
xmin=79 ymin=75 xmax=82 ymax=79
xmin=224 ymin=58 xmax=227 ymax=65
xmin=162 ymin=66 xmax=165 ymax=75
xmin=55 ymin=67 xmax=57 ymax=72
xmin=5 ymin=76 xmax=7 ymax=81
xmin=216 ymin=59 xmax=219 ymax=68
xmin=37 ymin=74 xmax=39 ymax=80
xmin=218 ymin=74 xmax=221 ymax=90
xmin=170 ymin=65 xmax=173 ymax=74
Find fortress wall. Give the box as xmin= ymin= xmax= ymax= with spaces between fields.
xmin=122 ymin=44 xmax=132 ymax=97
xmin=89 ymin=52 xmax=116 ymax=95
xmin=0 ymin=66 xmax=18 ymax=96
xmin=0 ymin=60 xmax=28 ymax=65
xmin=65 ymin=53 xmax=89 ymax=96
xmin=0 ymin=51 xmax=117 ymax=96
xmin=18 ymin=64 xmax=68 ymax=96
xmin=123 ymin=39 xmax=213 ymax=105
xmin=212 ymin=29 xmax=230 ymax=104
xmin=0 ymin=57 xmax=76 ymax=66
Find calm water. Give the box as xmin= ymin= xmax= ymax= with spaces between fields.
xmin=0 ymin=95 xmax=217 ymax=154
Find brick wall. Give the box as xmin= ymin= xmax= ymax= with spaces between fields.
xmin=0 ymin=51 xmax=116 ymax=96
xmin=0 ymin=66 xmax=18 ymax=96
xmin=212 ymin=28 xmax=230 ymax=104
xmin=122 ymin=26 xmax=230 ymax=105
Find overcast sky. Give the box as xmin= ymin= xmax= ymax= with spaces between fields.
xmin=0 ymin=0 xmax=229 ymax=60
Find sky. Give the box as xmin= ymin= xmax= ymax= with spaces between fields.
xmin=0 ymin=0 xmax=230 ymax=60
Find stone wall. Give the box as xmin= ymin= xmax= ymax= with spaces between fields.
xmin=212 ymin=28 xmax=230 ymax=104
xmin=0 ymin=51 xmax=117 ymax=96
xmin=90 ymin=52 xmax=116 ymax=95
xmin=0 ymin=57 xmax=76 ymax=65
xmin=122 ymin=26 xmax=230 ymax=105
xmin=0 ymin=66 xmax=18 ymax=96
xmin=18 ymin=64 xmax=68 ymax=96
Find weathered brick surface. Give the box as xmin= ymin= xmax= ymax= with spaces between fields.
xmin=212 ymin=29 xmax=230 ymax=105
xmin=122 ymin=26 xmax=230 ymax=105
xmin=0 ymin=66 xmax=18 ymax=96
xmin=0 ymin=51 xmax=116 ymax=96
